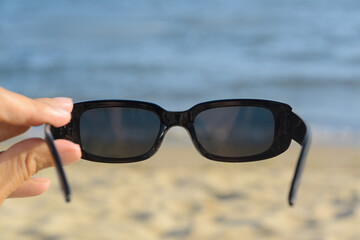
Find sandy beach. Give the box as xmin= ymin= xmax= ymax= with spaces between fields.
xmin=0 ymin=140 xmax=359 ymax=240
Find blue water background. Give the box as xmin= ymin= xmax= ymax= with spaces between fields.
xmin=1 ymin=0 xmax=360 ymax=145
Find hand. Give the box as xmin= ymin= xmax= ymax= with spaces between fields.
xmin=0 ymin=87 xmax=81 ymax=206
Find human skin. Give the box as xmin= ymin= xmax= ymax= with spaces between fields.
xmin=0 ymin=87 xmax=81 ymax=206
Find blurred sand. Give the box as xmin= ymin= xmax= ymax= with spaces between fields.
xmin=0 ymin=141 xmax=359 ymax=240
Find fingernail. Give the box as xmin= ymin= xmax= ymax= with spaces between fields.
xmin=53 ymin=97 xmax=73 ymax=108
xmin=53 ymin=106 xmax=71 ymax=116
xmin=70 ymin=143 xmax=81 ymax=153
xmin=53 ymin=97 xmax=73 ymax=104
xmin=31 ymin=177 xmax=50 ymax=184
xmin=73 ymin=144 xmax=81 ymax=151
xmin=72 ymin=144 xmax=82 ymax=159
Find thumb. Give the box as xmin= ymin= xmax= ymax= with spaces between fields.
xmin=0 ymin=138 xmax=80 ymax=205
xmin=7 ymin=177 xmax=51 ymax=198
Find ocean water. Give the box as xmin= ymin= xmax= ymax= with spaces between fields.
xmin=0 ymin=0 xmax=360 ymax=145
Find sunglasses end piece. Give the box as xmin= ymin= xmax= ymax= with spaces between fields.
xmin=288 ymin=197 xmax=295 ymax=207
xmin=65 ymin=194 xmax=71 ymax=203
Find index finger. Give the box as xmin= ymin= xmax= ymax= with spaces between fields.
xmin=0 ymin=87 xmax=72 ymax=128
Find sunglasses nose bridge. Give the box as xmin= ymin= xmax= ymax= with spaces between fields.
xmin=164 ymin=111 xmax=188 ymax=127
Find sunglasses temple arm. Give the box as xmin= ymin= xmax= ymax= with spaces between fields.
xmin=44 ymin=124 xmax=71 ymax=203
xmin=288 ymin=113 xmax=311 ymax=206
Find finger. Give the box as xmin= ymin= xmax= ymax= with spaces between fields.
xmin=0 ymin=122 xmax=29 ymax=142
xmin=7 ymin=177 xmax=50 ymax=198
xmin=0 ymin=138 xmax=81 ymax=204
xmin=0 ymin=88 xmax=73 ymax=141
xmin=53 ymin=139 xmax=82 ymax=166
xmin=35 ymin=97 xmax=73 ymax=113
xmin=0 ymin=87 xmax=72 ymax=127
xmin=0 ymin=96 xmax=73 ymax=141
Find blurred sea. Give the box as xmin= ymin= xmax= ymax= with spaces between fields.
xmin=0 ymin=0 xmax=360 ymax=145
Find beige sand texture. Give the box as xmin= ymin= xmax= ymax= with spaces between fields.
xmin=0 ymin=140 xmax=360 ymax=240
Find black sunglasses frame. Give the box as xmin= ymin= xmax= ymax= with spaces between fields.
xmin=46 ymin=99 xmax=310 ymax=206
xmin=44 ymin=124 xmax=71 ymax=202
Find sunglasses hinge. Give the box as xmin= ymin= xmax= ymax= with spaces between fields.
xmin=56 ymin=121 xmax=76 ymax=142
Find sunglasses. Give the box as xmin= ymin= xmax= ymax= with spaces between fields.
xmin=45 ymin=99 xmax=310 ymax=206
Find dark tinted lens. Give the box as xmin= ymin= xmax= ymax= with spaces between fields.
xmin=193 ymin=106 xmax=275 ymax=157
xmin=80 ymin=107 xmax=161 ymax=158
